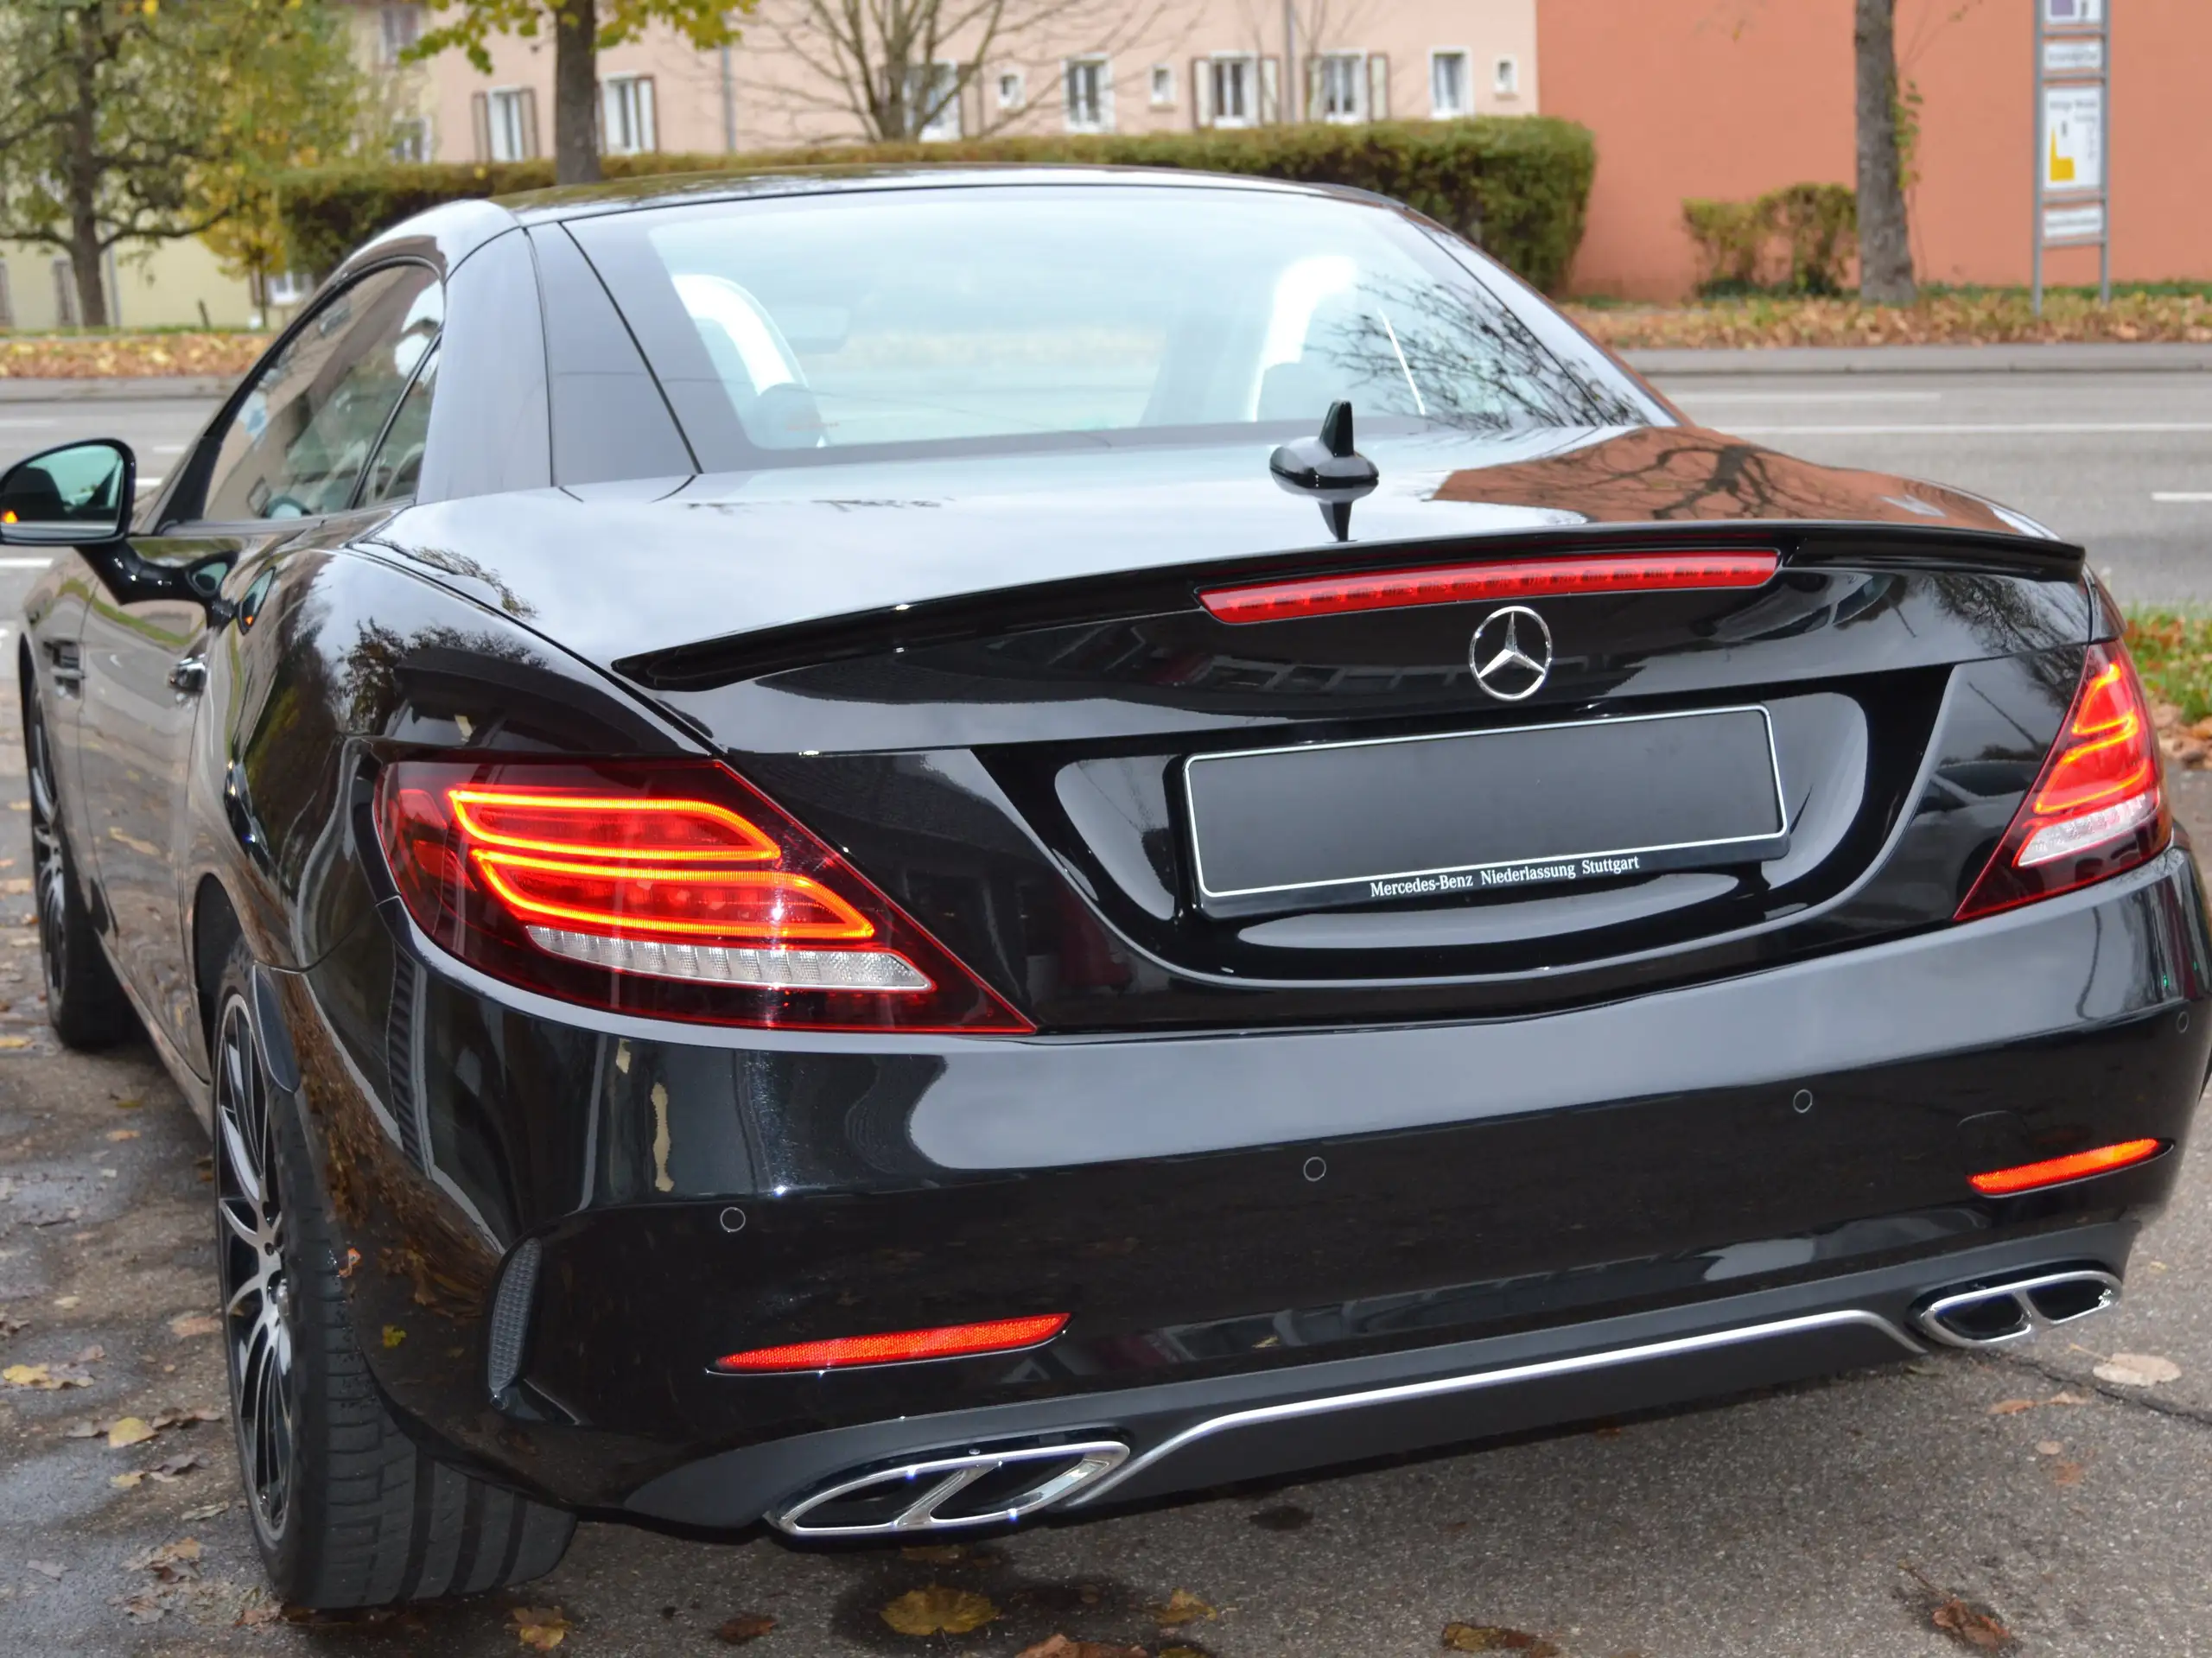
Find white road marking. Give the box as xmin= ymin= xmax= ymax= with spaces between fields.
xmin=2152 ymin=492 xmax=2212 ymax=502
xmin=1671 ymin=390 xmax=1944 ymax=404
xmin=0 ymin=557 xmax=56 ymax=569
xmin=1726 ymin=422 xmax=2212 ymax=436
xmin=0 ymin=418 xmax=60 ymax=429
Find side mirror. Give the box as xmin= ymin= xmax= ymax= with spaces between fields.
xmin=0 ymin=439 xmax=135 ymax=546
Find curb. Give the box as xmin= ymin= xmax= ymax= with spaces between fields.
xmin=0 ymin=375 xmax=236 ymax=403
xmin=1624 ymin=342 xmax=2212 ymax=377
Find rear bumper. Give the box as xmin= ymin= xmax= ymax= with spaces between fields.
xmin=626 ymin=1224 xmax=2125 ymax=1528
xmin=288 ymin=846 xmax=2212 ymax=1522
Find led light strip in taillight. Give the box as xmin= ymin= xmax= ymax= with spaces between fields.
xmin=1198 ymin=549 xmax=1780 ymax=625
xmin=374 ymin=759 xmax=1032 ymax=1032
xmin=1968 ymin=1139 xmax=2165 ymax=1196
xmin=1955 ymin=640 xmax=2171 ymax=921
xmin=713 ymin=1313 xmax=1071 ymax=1373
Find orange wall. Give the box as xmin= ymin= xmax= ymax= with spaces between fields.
xmin=1538 ymin=0 xmax=2212 ymax=297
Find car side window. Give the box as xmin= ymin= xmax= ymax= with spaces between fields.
xmin=357 ymin=343 xmax=439 ymax=508
xmin=201 ymin=264 xmax=443 ymax=523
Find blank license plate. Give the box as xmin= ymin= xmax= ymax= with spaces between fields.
xmin=1184 ymin=707 xmax=1789 ymax=916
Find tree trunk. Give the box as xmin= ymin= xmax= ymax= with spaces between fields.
xmin=554 ymin=0 xmax=601 ymax=185
xmin=64 ymin=6 xmax=108 ymax=327
xmin=1853 ymin=0 xmax=1915 ymax=303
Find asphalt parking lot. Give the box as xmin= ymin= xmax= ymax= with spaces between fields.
xmin=3 ymin=367 xmax=2212 ymax=1655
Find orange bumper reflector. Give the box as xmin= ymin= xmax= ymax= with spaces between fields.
xmin=713 ymin=1313 xmax=1071 ymax=1373
xmin=1969 ymin=1138 xmax=2164 ymax=1196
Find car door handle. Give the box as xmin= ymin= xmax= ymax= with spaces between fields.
xmin=168 ymin=655 xmax=207 ymax=696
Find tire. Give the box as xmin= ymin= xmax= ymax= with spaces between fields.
xmin=210 ymin=939 xmax=574 ymax=1607
xmin=22 ymin=665 xmax=136 ymax=1049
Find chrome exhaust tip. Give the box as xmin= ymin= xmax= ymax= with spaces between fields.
xmin=1913 ymin=1268 xmax=2122 ymax=1350
xmin=769 ymin=1439 xmax=1130 ymax=1539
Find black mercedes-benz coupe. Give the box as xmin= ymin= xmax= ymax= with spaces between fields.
xmin=5 ymin=168 xmax=2202 ymax=1607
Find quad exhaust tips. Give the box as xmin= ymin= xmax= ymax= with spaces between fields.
xmin=770 ymin=1440 xmax=1130 ymax=1538
xmin=1913 ymin=1268 xmax=2122 ymax=1350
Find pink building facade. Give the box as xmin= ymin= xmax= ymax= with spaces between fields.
xmin=1539 ymin=0 xmax=2212 ymax=298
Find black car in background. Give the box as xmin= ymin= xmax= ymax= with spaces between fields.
xmin=3 ymin=169 xmax=2202 ymax=1608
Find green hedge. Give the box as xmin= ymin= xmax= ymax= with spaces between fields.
xmin=276 ymin=118 xmax=1596 ymax=295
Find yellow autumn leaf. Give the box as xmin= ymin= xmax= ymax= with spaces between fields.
xmin=880 ymin=1585 xmax=1000 ymax=1636
xmin=382 ymin=1325 xmax=406 ymax=1348
xmin=1155 ymin=1588 xmax=1217 ymax=1627
xmin=111 ymin=1471 xmax=145 ymax=1489
xmin=108 ymin=1417 xmax=156 ymax=1448
xmin=510 ymin=1606 xmax=569 ymax=1649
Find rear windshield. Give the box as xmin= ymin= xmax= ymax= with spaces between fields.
xmin=568 ymin=183 xmax=1647 ymax=468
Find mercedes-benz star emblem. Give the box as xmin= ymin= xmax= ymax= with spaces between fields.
xmin=1469 ymin=606 xmax=1553 ymax=702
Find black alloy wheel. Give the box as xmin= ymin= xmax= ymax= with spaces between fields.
xmin=21 ymin=665 xmax=134 ymax=1047
xmin=215 ymin=992 xmax=298 ymax=1547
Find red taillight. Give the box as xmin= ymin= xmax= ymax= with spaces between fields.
xmin=374 ymin=759 xmax=1031 ymax=1032
xmin=712 ymin=1313 xmax=1070 ymax=1373
xmin=1955 ymin=641 xmax=2170 ymax=921
xmin=1198 ymin=549 xmax=1779 ymax=625
xmin=1968 ymin=1138 xmax=2164 ymax=1196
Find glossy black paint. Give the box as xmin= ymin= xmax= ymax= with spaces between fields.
xmin=11 ymin=170 xmax=2205 ymax=1535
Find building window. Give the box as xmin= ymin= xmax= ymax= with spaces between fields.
xmin=907 ymin=64 xmax=962 ymax=140
xmin=601 ymin=73 xmax=658 ymax=154
xmin=265 ymin=271 xmax=313 ymax=307
xmin=1065 ymin=56 xmax=1111 ymax=132
xmin=474 ymin=86 xmax=539 ymax=162
xmin=997 ymin=70 xmax=1025 ymax=111
xmin=1429 ymin=49 xmax=1470 ymax=118
xmin=1493 ymin=54 xmax=1520 ymax=98
xmin=51 ymin=258 xmax=78 ymax=327
xmin=1316 ymin=52 xmax=1365 ymax=122
xmin=378 ymin=3 xmax=422 ymax=67
xmin=1209 ymin=54 xmax=1256 ymax=126
xmin=1149 ymin=64 xmax=1174 ymax=107
xmin=391 ymin=117 xmax=429 ymax=162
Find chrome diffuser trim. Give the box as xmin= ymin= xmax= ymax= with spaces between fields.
xmin=771 ymin=1439 xmax=1130 ymax=1538
xmin=1071 ymin=1309 xmax=1923 ymax=1507
xmin=1912 ymin=1268 xmax=2123 ymax=1350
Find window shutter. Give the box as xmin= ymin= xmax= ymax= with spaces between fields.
xmin=1259 ymin=56 xmax=1280 ymax=123
xmin=1192 ymin=59 xmax=1212 ymax=128
xmin=595 ymin=81 xmax=610 ymax=151
xmin=1306 ymin=55 xmax=1324 ymax=121
xmin=471 ymin=91 xmax=491 ymax=162
xmin=1097 ymin=58 xmax=1114 ymax=131
xmin=639 ymin=77 xmax=657 ymax=151
xmin=1367 ymin=54 xmax=1389 ymax=121
xmin=520 ymin=86 xmax=541 ymax=159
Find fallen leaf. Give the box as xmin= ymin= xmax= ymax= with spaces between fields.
xmin=715 ymin=1612 xmax=776 ymax=1643
xmin=1160 ymin=1650 xmax=1208 ymax=1658
xmin=53 ymin=1294 xmax=79 ymax=1309
xmin=338 ymin=1247 xmax=360 ymax=1279
xmin=2094 ymin=1352 xmax=2181 ymax=1388
xmin=106 ymin=1128 xmax=138 ymax=1142
xmin=111 ymin=1471 xmax=145 ymax=1490
xmin=168 ymin=1313 xmax=220 ymax=1339
xmin=1155 ymin=1588 xmax=1216 ymax=1627
xmin=2046 ymin=1390 xmax=2093 ymax=1406
xmin=28 ymin=1560 xmax=65 ymax=1579
xmin=73 ymin=1344 xmax=103 ymax=1363
xmin=1443 ymin=1625 xmax=1560 ymax=1655
xmin=236 ymin=1601 xmax=282 ymax=1627
xmin=130 ymin=1538 xmax=202 ymax=1584
xmin=0 ymin=1036 xmax=32 ymax=1050
xmin=880 ymin=1585 xmax=1001 ymax=1636
xmin=1929 ymin=1596 xmax=2014 ymax=1651
xmin=0 ymin=1315 xmax=26 ymax=1337
xmin=1986 ymin=1399 xmax=2037 ymax=1415
xmin=5 ymin=1362 xmax=92 ymax=1390
xmin=511 ymin=1605 xmax=571 ymax=1650
xmin=2034 ymin=1439 xmax=2063 ymax=1457
xmin=382 ymin=1324 xmax=406 ymax=1348
xmin=1017 ymin=1636 xmax=1147 ymax=1658
xmin=181 ymin=1499 xmax=231 ymax=1521
xmin=2052 ymin=1460 xmax=2084 ymax=1485
xmin=149 ymin=1452 xmax=204 ymax=1482
xmin=109 ymin=1417 xmax=156 ymax=1448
